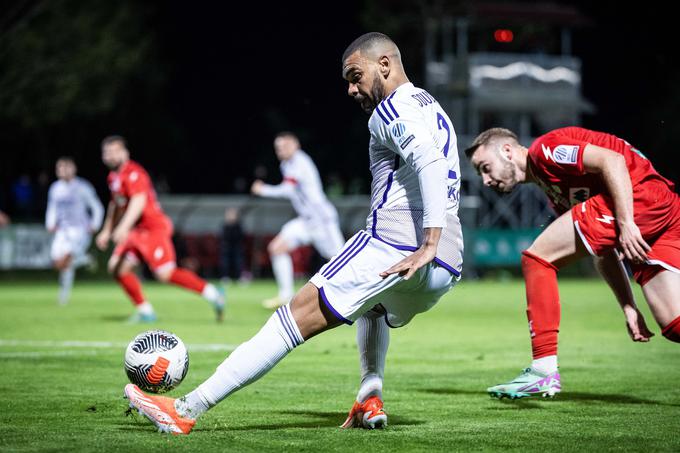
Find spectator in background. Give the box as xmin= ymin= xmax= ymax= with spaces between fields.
xmin=220 ymin=207 xmax=245 ymax=283
xmin=11 ymin=174 xmax=34 ymax=220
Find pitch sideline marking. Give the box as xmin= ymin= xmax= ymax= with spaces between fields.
xmin=0 ymin=339 xmax=237 ymax=357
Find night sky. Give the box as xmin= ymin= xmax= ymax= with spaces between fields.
xmin=1 ymin=1 xmax=678 ymax=215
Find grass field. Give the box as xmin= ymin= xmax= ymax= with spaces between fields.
xmin=1 ymin=278 xmax=679 ymax=452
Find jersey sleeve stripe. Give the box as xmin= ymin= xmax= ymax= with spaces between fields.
xmin=375 ymin=106 xmax=390 ymax=125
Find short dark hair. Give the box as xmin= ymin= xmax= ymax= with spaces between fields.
xmin=274 ymin=131 xmax=298 ymax=141
xmin=464 ymin=128 xmax=519 ymax=159
xmin=101 ymin=135 xmax=127 ymax=149
xmin=342 ymin=32 xmax=395 ymax=63
xmin=56 ymin=156 xmax=75 ymax=165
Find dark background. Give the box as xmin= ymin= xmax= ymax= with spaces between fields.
xmin=1 ymin=0 xmax=678 ymax=219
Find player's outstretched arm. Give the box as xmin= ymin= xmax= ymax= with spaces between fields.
xmin=252 ymin=179 xmax=296 ymax=199
xmin=582 ymin=144 xmax=651 ymax=263
xmin=594 ymin=251 xmax=654 ymax=342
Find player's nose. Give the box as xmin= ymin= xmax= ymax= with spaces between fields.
xmin=347 ymin=83 xmax=359 ymax=97
xmin=482 ymin=174 xmax=493 ymax=186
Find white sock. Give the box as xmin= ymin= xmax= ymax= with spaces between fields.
xmin=271 ymin=253 xmax=294 ymax=301
xmin=532 ymin=355 xmax=558 ymax=374
xmin=137 ymin=301 xmax=154 ymax=316
xmin=356 ymin=311 xmax=389 ymax=403
xmin=58 ymin=267 xmax=75 ymax=305
xmin=175 ymin=304 xmax=304 ymax=419
xmin=201 ymin=283 xmax=220 ymax=302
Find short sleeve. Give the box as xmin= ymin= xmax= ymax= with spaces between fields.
xmin=529 ymin=133 xmax=589 ymax=177
xmin=124 ymin=167 xmax=151 ymax=196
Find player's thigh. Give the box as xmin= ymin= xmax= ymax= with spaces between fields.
xmin=290 ymin=282 xmax=344 ymax=340
xmin=272 ymin=218 xmax=309 ymax=254
xmin=309 ymin=231 xmax=408 ymax=325
xmin=135 ymin=229 xmax=177 ymax=274
xmin=527 ymin=210 xmax=588 ymax=266
xmin=310 ymin=222 xmax=345 ymax=259
xmin=641 ymin=269 xmax=680 ymax=327
xmin=381 ymin=264 xmax=456 ymax=328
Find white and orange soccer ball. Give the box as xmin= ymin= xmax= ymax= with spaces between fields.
xmin=124 ymin=330 xmax=189 ymax=393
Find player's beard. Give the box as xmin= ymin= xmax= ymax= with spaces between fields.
xmin=361 ymin=73 xmax=385 ymax=114
xmin=494 ymin=160 xmax=519 ymax=193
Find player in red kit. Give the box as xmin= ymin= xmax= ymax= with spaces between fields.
xmin=95 ymin=135 xmax=225 ymax=323
xmin=466 ymin=127 xmax=680 ymax=398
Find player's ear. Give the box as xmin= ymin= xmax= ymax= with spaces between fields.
xmin=500 ymin=143 xmax=513 ymax=161
xmin=378 ymin=55 xmax=391 ymax=79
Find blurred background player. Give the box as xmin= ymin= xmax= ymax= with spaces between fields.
xmin=124 ymin=32 xmax=463 ymax=435
xmin=45 ymin=157 xmax=104 ymax=305
xmin=466 ymin=127 xmax=680 ymax=399
xmin=251 ymin=131 xmax=345 ymax=309
xmin=95 ymin=135 xmax=225 ymax=322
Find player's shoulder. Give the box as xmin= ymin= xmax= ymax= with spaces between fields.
xmin=75 ymin=176 xmax=95 ymax=190
xmin=122 ymin=160 xmax=149 ymax=181
xmin=392 ymin=83 xmax=437 ymax=110
xmin=369 ymin=83 xmax=431 ymax=132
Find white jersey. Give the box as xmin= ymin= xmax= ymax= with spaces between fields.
xmin=260 ymin=150 xmax=339 ymax=226
xmin=366 ymin=82 xmax=463 ymax=277
xmin=45 ymin=177 xmax=104 ymax=232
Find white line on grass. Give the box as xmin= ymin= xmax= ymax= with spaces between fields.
xmin=0 ymin=339 xmax=236 ymax=352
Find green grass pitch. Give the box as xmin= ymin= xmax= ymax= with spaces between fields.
xmin=1 ymin=278 xmax=679 ymax=452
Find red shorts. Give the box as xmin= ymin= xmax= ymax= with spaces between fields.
xmin=113 ymin=225 xmax=176 ymax=272
xmin=572 ymin=180 xmax=680 ymax=286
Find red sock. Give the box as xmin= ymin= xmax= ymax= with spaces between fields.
xmin=662 ymin=315 xmax=680 ymax=343
xmin=169 ymin=268 xmax=207 ymax=294
xmin=522 ymin=251 xmax=561 ymax=359
xmin=116 ymin=272 xmax=145 ymax=306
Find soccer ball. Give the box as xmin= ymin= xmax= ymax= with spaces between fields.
xmin=124 ymin=330 xmax=189 ymax=393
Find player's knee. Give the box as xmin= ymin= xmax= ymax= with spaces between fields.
xmin=267 ymin=242 xmax=282 ymax=255
xmin=521 ymin=250 xmax=558 ymax=271
xmin=154 ymin=267 xmax=173 ymax=283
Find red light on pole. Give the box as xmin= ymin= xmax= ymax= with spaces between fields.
xmin=494 ymin=29 xmax=514 ymax=43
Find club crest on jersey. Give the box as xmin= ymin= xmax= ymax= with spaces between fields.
xmin=391 ymin=122 xmax=406 ymax=137
xmin=569 ymin=187 xmax=590 ymax=205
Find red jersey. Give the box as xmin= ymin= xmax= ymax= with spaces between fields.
xmin=527 ymin=127 xmax=675 ymax=215
xmin=107 ymin=160 xmax=171 ymax=231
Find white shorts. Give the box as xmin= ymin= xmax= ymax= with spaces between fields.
xmin=310 ymin=231 xmax=457 ymax=328
xmin=280 ymin=217 xmax=345 ymax=259
xmin=50 ymin=227 xmax=91 ymax=262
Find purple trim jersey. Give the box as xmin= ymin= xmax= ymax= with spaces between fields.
xmin=366 ymin=83 xmax=463 ymax=277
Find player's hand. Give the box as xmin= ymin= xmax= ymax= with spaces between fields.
xmin=111 ymin=226 xmax=129 ymax=245
xmin=623 ymin=305 xmax=654 ymax=342
xmin=380 ymin=244 xmax=437 ymax=281
xmin=617 ymin=220 xmax=651 ymax=264
xmin=95 ymin=230 xmax=110 ymax=250
xmin=251 ymin=180 xmax=264 ymax=195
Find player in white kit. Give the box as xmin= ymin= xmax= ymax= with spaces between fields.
xmin=251 ymin=132 xmax=345 ymax=309
xmin=45 ymin=157 xmax=104 ymax=305
xmin=124 ymin=32 xmax=463 ymax=434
